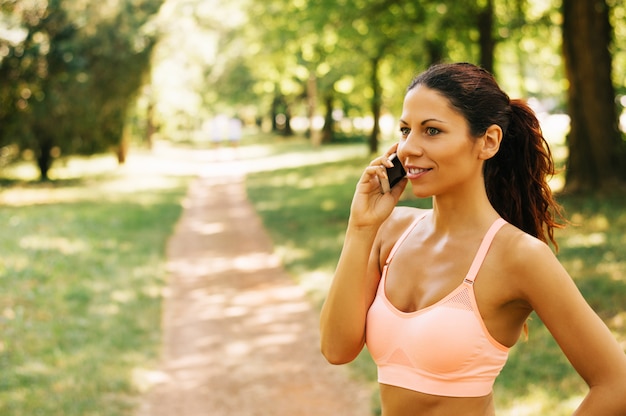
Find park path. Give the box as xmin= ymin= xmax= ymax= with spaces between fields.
xmin=135 ymin=149 xmax=372 ymax=415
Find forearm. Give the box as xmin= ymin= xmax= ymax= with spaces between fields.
xmin=319 ymin=225 xmax=379 ymax=364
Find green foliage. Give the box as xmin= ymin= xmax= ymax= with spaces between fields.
xmin=0 ymin=166 xmax=189 ymax=415
xmin=2 ymin=0 xmax=625 ymax=180
xmin=174 ymin=0 xmax=618 ymax=157
xmin=199 ymin=0 xmax=584 ymax=150
xmin=612 ymin=0 xmax=626 ymax=96
xmin=0 ymin=0 xmax=163 ymax=179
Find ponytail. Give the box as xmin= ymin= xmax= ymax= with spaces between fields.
xmin=411 ymin=63 xmax=566 ymax=249
xmin=484 ymin=99 xmax=565 ymax=249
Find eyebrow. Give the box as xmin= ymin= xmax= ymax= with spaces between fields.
xmin=399 ymin=118 xmax=446 ymax=125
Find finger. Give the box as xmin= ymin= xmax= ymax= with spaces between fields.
xmin=369 ymin=155 xmax=394 ymax=169
xmin=358 ymin=167 xmax=387 ymax=196
xmin=363 ymin=164 xmax=387 ymax=181
xmin=365 ymin=164 xmax=392 ymax=194
xmin=374 ymin=143 xmax=401 ymax=167
xmin=369 ymin=156 xmax=387 ymax=166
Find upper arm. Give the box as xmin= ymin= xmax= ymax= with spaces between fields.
xmin=515 ymin=237 xmax=626 ymax=388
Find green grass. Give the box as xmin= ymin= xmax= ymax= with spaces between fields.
xmin=245 ymin=151 xmax=626 ymax=415
xmin=0 ymin=133 xmax=366 ymax=414
xmin=0 ymin=157 xmax=190 ymax=415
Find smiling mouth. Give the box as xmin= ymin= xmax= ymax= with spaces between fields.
xmin=408 ymin=167 xmax=431 ymax=175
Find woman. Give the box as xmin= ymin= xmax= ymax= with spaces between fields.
xmin=319 ymin=62 xmax=626 ymax=415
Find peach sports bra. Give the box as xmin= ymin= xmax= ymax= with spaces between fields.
xmin=365 ymin=215 xmax=509 ymax=397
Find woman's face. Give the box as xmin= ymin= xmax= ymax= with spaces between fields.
xmin=396 ymin=85 xmax=485 ymax=198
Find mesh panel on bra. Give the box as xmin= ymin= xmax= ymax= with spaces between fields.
xmin=441 ymin=286 xmax=473 ymax=311
xmin=388 ymin=348 xmax=414 ymax=367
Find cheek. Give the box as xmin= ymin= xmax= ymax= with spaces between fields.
xmin=436 ymin=141 xmax=473 ymax=162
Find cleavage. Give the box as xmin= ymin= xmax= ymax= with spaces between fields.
xmin=384 ymin=236 xmax=478 ymax=313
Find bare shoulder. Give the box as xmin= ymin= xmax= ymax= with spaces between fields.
xmin=497 ymin=223 xmax=555 ymax=264
xmin=493 ymin=223 xmax=570 ymax=303
xmin=375 ymin=206 xmax=430 ymax=264
xmin=379 ymin=206 xmax=429 ymax=239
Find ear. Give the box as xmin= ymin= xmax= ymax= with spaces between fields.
xmin=477 ymin=124 xmax=502 ymax=160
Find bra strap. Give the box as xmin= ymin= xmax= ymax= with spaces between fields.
xmin=384 ymin=212 xmax=428 ymax=266
xmin=463 ymin=218 xmax=507 ymax=285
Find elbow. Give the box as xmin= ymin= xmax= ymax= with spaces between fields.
xmin=319 ymin=313 xmax=365 ymax=364
xmin=320 ymin=337 xmax=362 ymax=365
xmin=582 ymin=379 xmax=626 ymax=413
xmin=321 ymin=345 xmax=358 ymax=365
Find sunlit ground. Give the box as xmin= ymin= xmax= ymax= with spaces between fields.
xmin=0 ymin=133 xmax=371 ymax=207
xmin=0 ymin=148 xmax=193 ymax=414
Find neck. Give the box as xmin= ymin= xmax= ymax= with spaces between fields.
xmin=429 ymin=182 xmax=500 ymax=234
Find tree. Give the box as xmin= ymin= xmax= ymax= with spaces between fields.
xmin=325 ymin=0 xmax=422 ymax=154
xmin=0 ymin=0 xmax=162 ymax=180
xmin=323 ymin=0 xmax=503 ymax=153
xmin=476 ymin=0 xmax=495 ymax=73
xmin=562 ymin=0 xmax=626 ymax=192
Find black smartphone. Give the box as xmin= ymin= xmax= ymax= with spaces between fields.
xmin=380 ymin=153 xmax=406 ymax=193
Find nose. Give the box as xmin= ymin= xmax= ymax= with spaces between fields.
xmin=397 ymin=133 xmax=424 ymax=163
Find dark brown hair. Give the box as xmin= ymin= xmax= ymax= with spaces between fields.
xmin=409 ymin=62 xmax=564 ymax=248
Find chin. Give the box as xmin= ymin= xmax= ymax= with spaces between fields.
xmin=410 ymin=188 xmax=434 ymax=199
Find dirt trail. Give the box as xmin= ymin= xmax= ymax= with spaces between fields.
xmin=135 ymin=169 xmax=372 ymax=415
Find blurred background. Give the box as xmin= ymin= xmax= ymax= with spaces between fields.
xmin=0 ymin=0 xmax=624 ymax=190
xmin=1 ymin=1 xmax=626 ymax=415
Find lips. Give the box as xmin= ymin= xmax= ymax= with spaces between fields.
xmin=406 ymin=166 xmax=432 ymax=180
xmin=408 ymin=167 xmax=431 ymax=175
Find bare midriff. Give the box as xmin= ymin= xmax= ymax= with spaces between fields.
xmin=379 ymin=384 xmax=495 ymax=416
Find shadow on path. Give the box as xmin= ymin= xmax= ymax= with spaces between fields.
xmin=136 ymin=172 xmax=372 ymax=415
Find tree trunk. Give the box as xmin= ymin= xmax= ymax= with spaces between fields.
xmin=271 ymin=92 xmax=293 ymax=136
xmin=283 ymin=103 xmax=293 ymax=136
xmin=369 ymin=56 xmax=382 ymax=155
xmin=36 ymin=137 xmax=54 ymax=181
xmin=477 ymin=0 xmax=495 ymax=73
xmin=271 ymin=94 xmax=280 ymax=132
xmin=307 ymin=72 xmax=321 ymax=145
xmin=146 ymin=101 xmax=155 ymax=150
xmin=321 ymin=91 xmax=334 ymax=144
xmin=562 ymin=0 xmax=626 ymax=192
xmin=117 ymin=124 xmax=129 ymax=165
xmin=425 ymin=39 xmax=445 ymax=66
xmin=513 ymin=0 xmax=528 ymax=97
